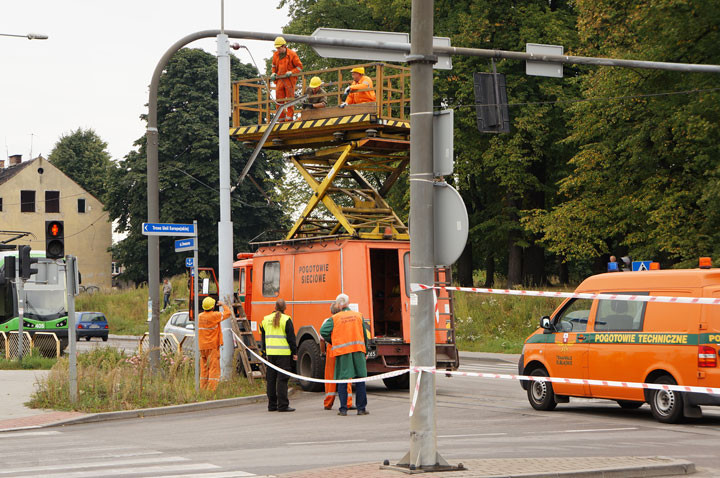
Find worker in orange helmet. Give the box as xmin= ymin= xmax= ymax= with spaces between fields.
xmin=340 ymin=66 xmax=376 ymax=108
xmin=322 ymin=302 xmax=353 ymax=410
xmin=198 ymin=297 xmax=231 ymax=391
xmin=271 ymin=36 xmax=303 ymax=122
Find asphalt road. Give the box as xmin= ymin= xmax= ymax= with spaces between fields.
xmin=2 ymin=358 xmax=720 ymax=477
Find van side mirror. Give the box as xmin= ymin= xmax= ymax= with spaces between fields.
xmin=186 ymin=323 xmax=195 ymax=330
xmin=540 ymin=315 xmax=552 ymax=330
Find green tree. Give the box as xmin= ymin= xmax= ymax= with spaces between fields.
xmin=526 ymin=0 xmax=720 ymax=270
xmin=106 ymin=48 xmax=289 ymax=284
xmin=48 ymin=128 xmax=112 ymax=201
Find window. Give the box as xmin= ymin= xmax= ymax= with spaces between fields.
xmin=403 ymin=252 xmax=410 ymax=297
xmin=20 ymin=190 xmax=35 ymax=212
xmin=77 ymin=198 xmax=86 ymax=213
xmin=554 ymin=298 xmax=593 ymax=332
xmin=45 ymin=191 xmax=60 ymax=213
xmin=239 ymin=269 xmax=246 ymax=294
xmin=0 ymin=197 xmax=3 ymax=212
xmin=594 ymin=293 xmax=647 ymax=332
xmin=262 ymin=261 xmax=280 ymax=297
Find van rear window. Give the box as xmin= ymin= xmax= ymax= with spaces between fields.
xmin=262 ymin=261 xmax=280 ymax=297
xmin=594 ymin=293 xmax=647 ymax=332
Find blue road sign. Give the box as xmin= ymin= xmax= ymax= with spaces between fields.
xmin=632 ymin=261 xmax=652 ymax=272
xmin=175 ymin=238 xmax=196 ymax=252
xmin=141 ymin=222 xmax=195 ymax=236
xmin=185 ymin=257 xmax=194 ymax=268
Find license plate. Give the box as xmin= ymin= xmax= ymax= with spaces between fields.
xmin=90 ymin=324 xmax=100 ymax=329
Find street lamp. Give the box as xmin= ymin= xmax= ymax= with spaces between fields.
xmin=0 ymin=32 xmax=49 ymax=40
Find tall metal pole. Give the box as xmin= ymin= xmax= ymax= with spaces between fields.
xmin=400 ymin=0 xmax=446 ymax=469
xmin=217 ymin=32 xmax=235 ymax=379
xmin=16 ymin=263 xmax=24 ymax=360
xmin=66 ymin=256 xmax=78 ymax=403
xmin=193 ymin=220 xmax=200 ymax=391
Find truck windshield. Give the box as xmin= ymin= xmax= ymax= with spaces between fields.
xmin=23 ymin=261 xmax=67 ymax=321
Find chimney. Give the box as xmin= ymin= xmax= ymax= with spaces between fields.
xmin=9 ymin=154 xmax=22 ymax=166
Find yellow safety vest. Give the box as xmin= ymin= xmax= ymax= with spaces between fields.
xmin=262 ymin=313 xmax=291 ymax=355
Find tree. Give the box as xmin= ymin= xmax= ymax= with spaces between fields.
xmin=48 ymin=128 xmax=112 ymax=202
xmin=106 ymin=48 xmax=289 ymax=284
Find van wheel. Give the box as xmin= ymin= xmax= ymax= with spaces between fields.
xmin=383 ymin=373 xmax=410 ymax=390
xmin=527 ymin=368 xmax=557 ymax=411
xmin=617 ymin=400 xmax=643 ymax=410
xmin=650 ymin=375 xmax=684 ymax=423
xmin=297 ymin=340 xmax=324 ymax=392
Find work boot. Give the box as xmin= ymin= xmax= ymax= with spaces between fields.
xmin=338 ymin=410 xmax=347 ymax=416
xmin=278 ymin=407 xmax=295 ymax=412
xmin=268 ymin=407 xmax=278 ymax=412
xmin=357 ymin=409 xmax=370 ymax=416
xmin=324 ymin=406 xmax=332 ymax=410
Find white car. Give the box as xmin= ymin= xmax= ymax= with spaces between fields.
xmin=163 ymin=311 xmax=194 ymax=344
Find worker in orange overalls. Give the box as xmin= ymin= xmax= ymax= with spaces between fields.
xmin=271 ymin=36 xmax=303 ymax=122
xmin=340 ymin=66 xmax=376 ymax=107
xmin=198 ymin=297 xmax=231 ymax=391
xmin=323 ymin=302 xmax=353 ymax=410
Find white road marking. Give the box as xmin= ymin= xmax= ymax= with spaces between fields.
xmin=26 ymin=463 xmax=219 ymax=478
xmin=0 ymin=455 xmax=187 ymax=475
xmin=287 ymin=439 xmax=366 ymax=445
xmin=562 ymin=427 xmax=639 ymax=433
xmin=438 ymin=433 xmax=507 ymax=438
xmin=161 ymin=472 xmax=256 ymax=478
xmin=0 ymin=430 xmax=62 ymax=438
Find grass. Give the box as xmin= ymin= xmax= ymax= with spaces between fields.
xmin=28 ymin=347 xmax=266 ymax=412
xmin=0 ymin=349 xmax=57 ymax=370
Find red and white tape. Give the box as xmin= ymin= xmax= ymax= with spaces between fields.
xmin=411 ymin=283 xmax=720 ymax=306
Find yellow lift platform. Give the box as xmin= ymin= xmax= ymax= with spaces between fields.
xmin=230 ymin=63 xmax=411 ymax=241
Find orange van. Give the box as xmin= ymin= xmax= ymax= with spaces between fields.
xmin=234 ymin=238 xmax=459 ymax=391
xmin=520 ymin=268 xmax=720 ymax=423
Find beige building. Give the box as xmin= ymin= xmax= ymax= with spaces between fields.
xmin=0 ymin=155 xmax=112 ymax=289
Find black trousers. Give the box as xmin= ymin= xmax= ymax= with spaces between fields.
xmin=266 ymin=355 xmax=293 ymax=410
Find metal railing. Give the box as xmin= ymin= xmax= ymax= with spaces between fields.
xmin=139 ymin=332 xmax=181 ymax=356
xmin=232 ymin=62 xmax=410 ymax=126
xmin=31 ymin=332 xmax=61 ymax=358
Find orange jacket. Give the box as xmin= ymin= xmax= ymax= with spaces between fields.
xmin=329 ymin=310 xmax=367 ymax=356
xmin=272 ymin=48 xmax=303 ymax=80
xmin=198 ymin=308 xmax=230 ymax=350
xmin=347 ymin=75 xmax=376 ymax=104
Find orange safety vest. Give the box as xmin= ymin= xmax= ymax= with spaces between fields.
xmin=330 ymin=310 xmax=366 ymax=356
xmin=347 ymin=75 xmax=376 ymax=104
xmin=198 ymin=308 xmax=230 ymax=350
xmin=272 ymin=49 xmax=303 ymax=79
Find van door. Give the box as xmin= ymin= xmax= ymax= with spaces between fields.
xmin=547 ymin=298 xmax=591 ymax=396
xmin=369 ymin=248 xmax=404 ymax=340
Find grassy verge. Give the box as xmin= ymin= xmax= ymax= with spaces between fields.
xmin=28 ymin=347 xmax=265 ymax=412
xmin=453 ymin=287 xmax=568 ymax=353
xmin=0 ymin=349 xmax=57 ymax=370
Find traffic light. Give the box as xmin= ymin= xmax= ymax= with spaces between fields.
xmin=45 ymin=220 xmax=65 ymax=259
xmin=19 ymin=245 xmax=39 ymax=280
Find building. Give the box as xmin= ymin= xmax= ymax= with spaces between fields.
xmin=0 ymin=154 xmax=112 ymax=289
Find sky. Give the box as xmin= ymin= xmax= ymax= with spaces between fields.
xmin=1 ymin=0 xmax=290 ymax=163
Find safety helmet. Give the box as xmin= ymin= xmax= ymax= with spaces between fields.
xmin=309 ymin=76 xmax=322 ymax=88
xmin=202 ymin=297 xmax=216 ymax=311
xmin=351 ymin=66 xmax=365 ymax=75
xmin=274 ymin=36 xmax=287 ymax=48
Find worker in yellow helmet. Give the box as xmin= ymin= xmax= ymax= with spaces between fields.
xmin=340 ymin=66 xmax=376 ymax=108
xmin=198 ymin=297 xmax=231 ymax=391
xmin=271 ymin=36 xmax=303 ymax=122
xmin=303 ymin=76 xmax=327 ymax=110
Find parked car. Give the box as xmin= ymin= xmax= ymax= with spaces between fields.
xmin=164 ymin=311 xmax=194 ymax=343
xmin=76 ymin=312 xmax=109 ymax=341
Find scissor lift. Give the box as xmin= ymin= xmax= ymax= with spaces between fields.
xmin=230 ymin=62 xmax=411 ymax=240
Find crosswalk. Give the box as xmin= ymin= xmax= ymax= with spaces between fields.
xmin=0 ymin=431 xmax=256 ymax=478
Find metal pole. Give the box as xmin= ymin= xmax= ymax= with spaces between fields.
xmin=399 ymin=0 xmax=446 ymax=469
xmin=193 ymin=221 xmax=200 ymax=391
xmin=66 ymin=256 xmax=78 ymax=403
xmin=217 ymin=33 xmax=234 ymax=379
xmin=16 ymin=261 xmax=24 ymax=360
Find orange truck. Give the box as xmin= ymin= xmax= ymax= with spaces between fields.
xmin=519 ymin=265 xmax=720 ymax=423
xmin=233 ymin=237 xmax=459 ymax=391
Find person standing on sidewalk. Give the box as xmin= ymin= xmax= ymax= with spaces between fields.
xmin=198 ymin=297 xmax=231 ymax=391
xmin=320 ymin=293 xmax=370 ymax=416
xmin=261 ymin=299 xmax=298 ymax=412
xmin=322 ymin=302 xmax=353 ymax=411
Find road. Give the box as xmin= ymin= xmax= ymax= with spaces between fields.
xmin=2 ymin=358 xmax=720 ymax=477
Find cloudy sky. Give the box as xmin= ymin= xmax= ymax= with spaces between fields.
xmin=1 ymin=0 xmax=290 ymax=163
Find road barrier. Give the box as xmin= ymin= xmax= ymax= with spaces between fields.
xmin=31 ymin=332 xmax=61 ymax=358
xmin=139 ymin=332 xmax=181 ymax=355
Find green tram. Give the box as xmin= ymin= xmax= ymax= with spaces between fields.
xmin=0 ymin=251 xmax=69 ymax=351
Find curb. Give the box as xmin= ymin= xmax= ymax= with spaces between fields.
xmin=458 ymin=352 xmax=520 ymax=365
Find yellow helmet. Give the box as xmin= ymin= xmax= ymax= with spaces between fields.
xmin=351 ymin=66 xmax=365 ymax=75
xmin=202 ymin=297 xmax=216 ymax=311
xmin=309 ymin=76 xmax=322 ymax=88
xmin=274 ymin=36 xmax=287 ymax=48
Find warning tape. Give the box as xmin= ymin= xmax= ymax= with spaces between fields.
xmin=411 ymin=283 xmax=720 ymax=305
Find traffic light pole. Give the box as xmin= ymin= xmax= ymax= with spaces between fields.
xmin=15 ymin=265 xmax=24 ymax=360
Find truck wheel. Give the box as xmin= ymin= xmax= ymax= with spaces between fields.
xmin=527 ymin=368 xmax=557 ymax=411
xmin=383 ymin=373 xmax=410 ymax=390
xmin=617 ymin=400 xmax=643 ymax=410
xmin=297 ymin=340 xmax=324 ymax=392
xmin=650 ymin=375 xmax=684 ymax=423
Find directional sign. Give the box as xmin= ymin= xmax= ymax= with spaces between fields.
xmin=174 ymin=238 xmax=196 ymax=252
xmin=632 ymin=261 xmax=652 ymax=272
xmin=185 ymin=257 xmax=194 ymax=268
xmin=312 ymin=28 xmax=452 ymax=70
xmin=141 ymin=222 xmax=195 ymax=236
